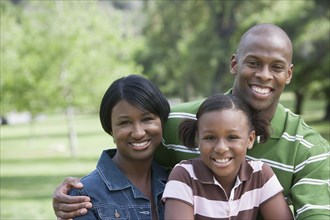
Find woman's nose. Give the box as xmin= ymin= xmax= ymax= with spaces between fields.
xmin=131 ymin=123 xmax=146 ymax=139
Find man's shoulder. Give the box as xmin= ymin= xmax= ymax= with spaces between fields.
xmin=275 ymin=103 xmax=329 ymax=150
xmin=171 ymin=99 xmax=205 ymax=113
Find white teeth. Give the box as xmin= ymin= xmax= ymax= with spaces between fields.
xmin=131 ymin=141 xmax=148 ymax=147
xmin=215 ymin=158 xmax=230 ymax=163
xmin=251 ymin=85 xmax=271 ymax=94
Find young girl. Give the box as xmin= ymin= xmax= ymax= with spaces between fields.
xmin=69 ymin=75 xmax=170 ymax=220
xmin=162 ymin=94 xmax=293 ymax=220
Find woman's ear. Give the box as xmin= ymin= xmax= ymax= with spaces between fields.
xmin=247 ymin=130 xmax=256 ymax=150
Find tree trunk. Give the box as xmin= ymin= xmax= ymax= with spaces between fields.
xmin=324 ymin=101 xmax=330 ymax=121
xmin=65 ymin=106 xmax=78 ymax=158
xmin=294 ymin=90 xmax=304 ymax=115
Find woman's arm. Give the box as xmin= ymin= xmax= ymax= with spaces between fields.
xmin=164 ymin=198 xmax=194 ymax=220
xmin=260 ymin=192 xmax=293 ymax=220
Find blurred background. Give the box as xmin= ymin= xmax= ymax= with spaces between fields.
xmin=1 ymin=0 xmax=329 ymax=219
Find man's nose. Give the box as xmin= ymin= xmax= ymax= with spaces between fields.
xmin=255 ymin=65 xmax=272 ymax=80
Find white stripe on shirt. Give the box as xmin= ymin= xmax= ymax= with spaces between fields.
xmin=292 ymin=178 xmax=330 ymax=188
xmin=294 ymin=152 xmax=330 ymax=173
xmin=281 ymin=132 xmax=314 ymax=148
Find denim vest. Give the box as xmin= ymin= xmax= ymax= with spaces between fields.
xmin=70 ymin=149 xmax=168 ymax=220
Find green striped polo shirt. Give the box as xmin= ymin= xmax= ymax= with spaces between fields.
xmin=155 ymin=99 xmax=330 ymax=220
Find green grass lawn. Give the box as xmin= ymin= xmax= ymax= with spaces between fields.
xmin=1 ymin=95 xmax=329 ymax=219
xmin=1 ymin=114 xmax=112 ymax=220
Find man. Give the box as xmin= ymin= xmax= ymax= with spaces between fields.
xmin=53 ymin=24 xmax=330 ymax=220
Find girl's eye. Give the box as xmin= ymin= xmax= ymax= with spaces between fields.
xmin=228 ymin=135 xmax=239 ymax=140
xmin=203 ymin=136 xmax=215 ymax=141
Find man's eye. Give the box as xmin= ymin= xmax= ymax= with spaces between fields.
xmin=272 ymin=65 xmax=285 ymax=72
xmin=247 ymin=61 xmax=259 ymax=68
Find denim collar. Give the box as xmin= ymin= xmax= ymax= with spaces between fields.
xmin=96 ymin=149 xmax=168 ymax=198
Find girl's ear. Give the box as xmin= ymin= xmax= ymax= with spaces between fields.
xmin=196 ymin=132 xmax=200 ymax=148
xmin=247 ymin=130 xmax=256 ymax=150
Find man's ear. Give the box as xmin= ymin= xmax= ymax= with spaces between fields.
xmin=286 ymin=64 xmax=294 ymax=84
xmin=230 ymin=54 xmax=238 ymax=75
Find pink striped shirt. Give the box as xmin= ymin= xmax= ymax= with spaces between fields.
xmin=162 ymin=157 xmax=283 ymax=220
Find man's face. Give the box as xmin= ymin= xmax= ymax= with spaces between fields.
xmin=230 ymin=34 xmax=293 ymax=116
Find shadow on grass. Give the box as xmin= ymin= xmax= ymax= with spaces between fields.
xmin=1 ymin=175 xmax=87 ymax=200
xmin=1 ymin=130 xmax=104 ymax=141
xmin=1 ymin=157 xmax=99 ymax=164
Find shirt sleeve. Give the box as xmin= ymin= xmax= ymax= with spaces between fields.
xmin=155 ymin=99 xmax=204 ymax=168
xmin=259 ymin=163 xmax=284 ymax=206
xmin=162 ymin=164 xmax=194 ymax=207
xmin=290 ymin=138 xmax=330 ymax=220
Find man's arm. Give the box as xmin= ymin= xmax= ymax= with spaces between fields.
xmin=291 ymin=139 xmax=330 ymax=220
xmin=52 ymin=177 xmax=92 ymax=219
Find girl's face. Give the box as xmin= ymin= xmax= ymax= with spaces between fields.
xmin=197 ymin=109 xmax=255 ymax=185
xmin=111 ymin=100 xmax=162 ymax=162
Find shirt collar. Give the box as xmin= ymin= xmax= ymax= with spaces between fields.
xmin=269 ymin=103 xmax=287 ymax=139
xmin=97 ymin=149 xmax=168 ymax=191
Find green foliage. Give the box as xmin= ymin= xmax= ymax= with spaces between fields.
xmin=1 ymin=0 xmax=143 ymax=115
xmin=138 ymin=0 xmax=329 ymax=115
xmin=1 ymin=0 xmax=329 ymax=116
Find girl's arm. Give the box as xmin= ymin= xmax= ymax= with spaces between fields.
xmin=164 ymin=198 xmax=194 ymax=220
xmin=259 ymin=192 xmax=293 ymax=220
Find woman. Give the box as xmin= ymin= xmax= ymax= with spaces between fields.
xmin=69 ymin=75 xmax=170 ymax=220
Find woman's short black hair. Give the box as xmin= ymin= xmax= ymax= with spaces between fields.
xmin=99 ymin=74 xmax=170 ymax=135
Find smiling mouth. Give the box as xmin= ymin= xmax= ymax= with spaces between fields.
xmin=215 ymin=158 xmax=230 ymax=163
xmin=250 ymin=85 xmax=272 ymax=95
xmin=212 ymin=157 xmax=233 ymax=165
xmin=130 ymin=140 xmax=150 ymax=149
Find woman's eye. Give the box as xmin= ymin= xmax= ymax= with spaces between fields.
xmin=143 ymin=117 xmax=154 ymax=122
xmin=119 ymin=121 xmax=130 ymax=125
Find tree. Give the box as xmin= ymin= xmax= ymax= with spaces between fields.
xmin=138 ymin=0 xmax=329 ymax=118
xmin=1 ymin=0 xmax=143 ymax=156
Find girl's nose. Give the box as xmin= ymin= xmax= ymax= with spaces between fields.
xmin=214 ymin=140 xmax=229 ymax=153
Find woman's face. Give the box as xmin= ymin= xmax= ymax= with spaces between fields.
xmin=111 ymin=100 xmax=162 ymax=162
xmin=197 ymin=109 xmax=255 ymax=185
